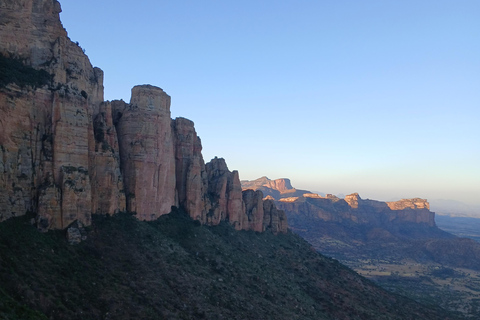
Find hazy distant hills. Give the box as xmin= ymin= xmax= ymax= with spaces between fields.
xmin=242 ymin=176 xmax=480 ymax=317
xmin=430 ymin=199 xmax=480 ymax=217
xmin=241 ymin=177 xmax=480 ymax=268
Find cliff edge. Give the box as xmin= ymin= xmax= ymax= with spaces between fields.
xmin=0 ymin=0 xmax=287 ymax=234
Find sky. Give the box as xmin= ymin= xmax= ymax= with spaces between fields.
xmin=59 ymin=1 xmax=480 ymax=206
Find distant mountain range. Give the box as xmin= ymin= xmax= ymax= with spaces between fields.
xmin=242 ymin=176 xmax=480 ymax=317
xmin=429 ymin=199 xmax=480 ymax=217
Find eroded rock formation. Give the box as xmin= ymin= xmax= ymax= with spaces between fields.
xmin=242 ymin=177 xmax=437 ymax=233
xmin=113 ymin=85 xmax=176 ymax=220
xmin=205 ymin=157 xmax=247 ymax=230
xmin=0 ymin=0 xmax=287 ymax=234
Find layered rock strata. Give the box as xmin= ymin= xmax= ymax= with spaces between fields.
xmin=205 ymin=158 xmax=247 ymax=230
xmin=113 ymin=86 xmax=176 ymax=220
xmin=172 ymin=117 xmax=212 ymax=223
xmin=242 ymin=177 xmax=436 ymax=229
xmin=0 ymin=0 xmax=287 ymax=234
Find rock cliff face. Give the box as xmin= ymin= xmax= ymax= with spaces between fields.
xmin=242 ymin=177 xmax=437 ymax=236
xmin=113 ymin=86 xmax=176 ymax=220
xmin=0 ymin=0 xmax=287 ymax=234
xmin=172 ymin=117 xmax=210 ymax=222
xmin=241 ymin=176 xmax=310 ymax=199
xmin=0 ymin=0 xmax=110 ymax=230
xmin=242 ymin=189 xmax=264 ymax=232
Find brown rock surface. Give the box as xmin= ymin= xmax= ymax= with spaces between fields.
xmin=173 ymin=117 xmax=209 ymax=222
xmin=263 ymin=199 xmax=288 ymax=234
xmin=344 ymin=193 xmax=361 ymax=209
xmin=90 ymin=102 xmax=126 ymax=215
xmin=114 ymin=85 xmax=176 ymax=220
xmin=0 ymin=0 xmax=106 ymax=229
xmin=387 ymin=198 xmax=430 ymax=210
xmin=205 ymin=157 xmax=247 ymax=229
xmin=0 ymin=0 xmax=289 ymax=236
xmin=241 ymin=176 xmax=310 ymax=199
xmin=242 ymin=189 xmax=265 ymax=232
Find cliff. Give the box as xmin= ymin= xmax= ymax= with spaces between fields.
xmin=241 ymin=176 xmax=311 ymax=199
xmin=242 ymin=177 xmax=441 ymax=239
xmin=0 ymin=0 xmax=287 ymax=234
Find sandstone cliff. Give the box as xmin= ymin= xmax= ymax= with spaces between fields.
xmin=241 ymin=176 xmax=310 ymax=199
xmin=242 ymin=177 xmax=437 ymax=237
xmin=113 ymin=86 xmax=176 ymax=220
xmin=0 ymin=0 xmax=287 ymax=234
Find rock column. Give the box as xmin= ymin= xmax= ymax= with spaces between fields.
xmin=114 ymin=85 xmax=176 ymax=220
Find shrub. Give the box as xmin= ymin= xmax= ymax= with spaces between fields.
xmin=0 ymin=54 xmax=52 ymax=89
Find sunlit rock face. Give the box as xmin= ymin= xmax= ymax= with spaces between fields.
xmin=387 ymin=198 xmax=430 ymax=210
xmin=173 ymin=117 xmax=210 ymax=223
xmin=205 ymin=157 xmax=246 ymax=229
xmin=90 ymin=101 xmax=126 ymax=216
xmin=114 ymin=85 xmax=176 ymax=220
xmin=0 ymin=0 xmax=289 ymax=235
xmin=0 ymin=0 xmax=112 ymax=229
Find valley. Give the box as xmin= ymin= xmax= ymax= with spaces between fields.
xmin=242 ymin=176 xmax=480 ymax=318
xmin=436 ymin=216 xmax=480 ymax=242
xmin=0 ymin=0 xmax=477 ymax=319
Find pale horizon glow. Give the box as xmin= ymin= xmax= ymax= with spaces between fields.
xmin=59 ymin=0 xmax=480 ymax=207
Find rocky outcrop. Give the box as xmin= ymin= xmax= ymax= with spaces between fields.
xmin=242 ymin=189 xmax=265 ymax=232
xmin=113 ymin=86 xmax=176 ymax=220
xmin=263 ymin=199 xmax=288 ymax=234
xmin=205 ymin=158 xmax=246 ymax=230
xmin=90 ymin=101 xmax=126 ymax=215
xmin=172 ymin=117 xmax=210 ymax=222
xmin=0 ymin=0 xmax=288 ymax=235
xmin=344 ymin=193 xmax=361 ymax=209
xmin=0 ymin=0 xmax=115 ymax=230
xmin=387 ymin=198 xmax=430 ymax=210
xmin=241 ymin=176 xmax=309 ymax=199
xmin=243 ymin=176 xmax=438 ymax=236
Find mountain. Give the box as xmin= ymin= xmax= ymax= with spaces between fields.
xmin=0 ymin=210 xmax=461 ymax=320
xmin=0 ymin=0 xmax=286 ymax=235
xmin=240 ymin=177 xmax=480 ymax=269
xmin=242 ymin=177 xmax=480 ymax=316
xmin=0 ymin=1 xmax=469 ymax=319
xmin=241 ymin=176 xmax=311 ymax=199
xmin=430 ymin=199 xmax=480 ymax=217
xmin=242 ymin=177 xmax=449 ymax=240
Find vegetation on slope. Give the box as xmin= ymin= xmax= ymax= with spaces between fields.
xmin=288 ymin=216 xmax=480 ymax=318
xmin=0 ymin=54 xmax=52 ymax=89
xmin=0 ymin=209 xmax=461 ymax=320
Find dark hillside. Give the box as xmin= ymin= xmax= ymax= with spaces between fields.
xmin=0 ymin=210 xmax=462 ymax=320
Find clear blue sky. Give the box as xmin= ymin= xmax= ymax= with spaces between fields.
xmin=60 ymin=0 xmax=480 ymax=205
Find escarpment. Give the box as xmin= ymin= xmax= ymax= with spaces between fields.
xmin=0 ymin=0 xmax=287 ymax=234
xmin=242 ymin=177 xmax=439 ymax=238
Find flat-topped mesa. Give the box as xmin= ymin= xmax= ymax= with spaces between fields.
xmin=342 ymin=193 xmax=435 ymax=227
xmin=242 ymin=176 xmax=292 ymax=193
xmin=264 ymin=178 xmax=293 ymax=192
xmin=387 ymin=198 xmax=430 ymax=210
xmin=114 ymin=85 xmax=176 ymax=220
xmin=130 ymin=85 xmax=170 ymax=112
